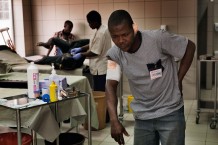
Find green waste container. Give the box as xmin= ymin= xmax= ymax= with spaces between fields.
xmin=44 ymin=133 xmax=85 ymax=145
xmin=0 ymin=132 xmax=32 ymax=145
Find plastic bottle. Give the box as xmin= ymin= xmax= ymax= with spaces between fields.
xmin=49 ymin=63 xmax=60 ymax=98
xmin=49 ymin=64 xmax=59 ymax=86
xmin=49 ymin=81 xmax=58 ymax=102
xmin=27 ymin=62 xmax=39 ymax=98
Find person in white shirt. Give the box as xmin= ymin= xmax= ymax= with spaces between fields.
xmin=71 ymin=10 xmax=111 ymax=92
xmin=71 ymin=10 xmax=112 ymax=122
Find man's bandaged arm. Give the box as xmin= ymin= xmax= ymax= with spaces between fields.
xmin=106 ymin=60 xmax=121 ymax=82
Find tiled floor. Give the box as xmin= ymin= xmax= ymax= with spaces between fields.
xmin=1 ymin=99 xmax=218 ymax=145
xmin=34 ymin=99 xmax=218 ymax=145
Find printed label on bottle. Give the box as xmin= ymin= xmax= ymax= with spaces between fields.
xmin=33 ymin=73 xmax=39 ymax=91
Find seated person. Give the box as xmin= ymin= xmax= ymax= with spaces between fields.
xmin=0 ymin=37 xmax=89 ymax=70
xmin=34 ymin=38 xmax=89 ymax=70
xmin=36 ymin=20 xmax=76 ymax=56
xmin=38 ymin=37 xmax=89 ymax=55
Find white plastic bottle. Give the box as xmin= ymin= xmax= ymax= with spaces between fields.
xmin=27 ymin=62 xmax=39 ymax=98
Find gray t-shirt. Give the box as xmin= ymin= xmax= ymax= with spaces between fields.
xmin=107 ymin=29 xmax=188 ymax=120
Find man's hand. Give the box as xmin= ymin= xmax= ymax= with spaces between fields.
xmin=70 ymin=47 xmax=82 ymax=55
xmin=111 ymin=121 xmax=129 ymax=145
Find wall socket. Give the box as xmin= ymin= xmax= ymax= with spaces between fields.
xmin=215 ymin=23 xmax=218 ymax=31
xmin=160 ymin=25 xmax=167 ymax=31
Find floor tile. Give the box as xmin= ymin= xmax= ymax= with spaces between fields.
xmin=185 ymin=131 xmax=207 ymax=142
xmin=206 ymin=141 xmax=218 ymax=145
xmin=206 ymin=132 xmax=218 ymax=142
xmin=34 ymin=98 xmax=218 ymax=145
xmin=186 ymin=123 xmax=208 ymax=133
xmin=84 ymin=140 xmax=101 ymax=145
xmin=185 ymin=140 xmax=205 ymax=145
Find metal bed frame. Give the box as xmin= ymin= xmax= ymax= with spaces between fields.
xmin=196 ymin=58 xmax=218 ymax=129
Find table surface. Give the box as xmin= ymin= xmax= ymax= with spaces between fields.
xmin=0 ymin=72 xmax=98 ymax=142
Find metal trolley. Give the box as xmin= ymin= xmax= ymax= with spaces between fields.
xmin=0 ymin=92 xmax=92 ymax=145
xmin=196 ymin=57 xmax=218 ymax=129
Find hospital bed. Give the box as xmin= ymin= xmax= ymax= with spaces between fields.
xmin=0 ymin=27 xmax=89 ymax=76
xmin=0 ymin=45 xmax=84 ymax=76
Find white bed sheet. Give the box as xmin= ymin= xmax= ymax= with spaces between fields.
xmin=11 ymin=63 xmax=83 ymax=76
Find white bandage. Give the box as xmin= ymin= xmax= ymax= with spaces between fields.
xmin=106 ymin=60 xmax=121 ymax=82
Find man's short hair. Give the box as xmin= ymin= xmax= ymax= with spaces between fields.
xmin=64 ymin=20 xmax=73 ymax=28
xmin=86 ymin=10 xmax=101 ymax=24
xmin=108 ymin=10 xmax=133 ymax=30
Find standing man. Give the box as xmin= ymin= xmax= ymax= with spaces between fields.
xmin=71 ymin=10 xmax=111 ymax=123
xmin=106 ymin=10 xmax=195 ymax=145
xmin=71 ymin=10 xmax=111 ymax=92
xmin=37 ymin=20 xmax=76 ymax=56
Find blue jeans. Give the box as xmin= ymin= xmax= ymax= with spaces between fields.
xmin=134 ymin=106 xmax=185 ymax=145
xmin=51 ymin=38 xmax=71 ymax=53
xmin=50 ymin=38 xmax=90 ymax=53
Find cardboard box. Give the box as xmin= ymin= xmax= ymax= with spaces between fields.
xmin=39 ymin=76 xmax=67 ymax=90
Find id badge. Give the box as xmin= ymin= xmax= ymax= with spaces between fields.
xmin=150 ymin=68 xmax=162 ymax=80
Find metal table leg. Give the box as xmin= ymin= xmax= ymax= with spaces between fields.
xmin=210 ymin=62 xmax=218 ymax=129
xmin=196 ymin=60 xmax=201 ymax=124
xmin=16 ymin=109 xmax=22 ymax=145
xmin=87 ymin=93 xmax=92 ymax=145
xmin=31 ymin=130 xmax=37 ymax=145
xmin=214 ymin=62 xmax=217 ymax=118
xmin=55 ymin=103 xmax=59 ymax=145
